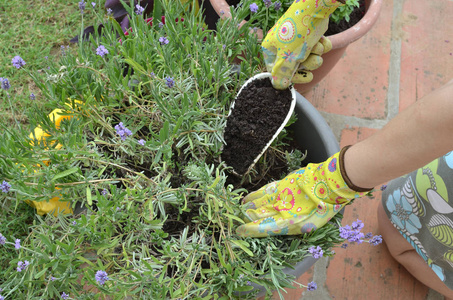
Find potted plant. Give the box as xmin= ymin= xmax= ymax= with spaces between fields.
xmin=208 ymin=0 xmax=383 ymax=94
xmin=0 ymin=1 xmax=380 ymax=299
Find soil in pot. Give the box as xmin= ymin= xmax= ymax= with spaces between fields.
xmin=325 ymin=0 xmax=366 ymax=36
xmin=222 ymin=77 xmax=292 ymax=175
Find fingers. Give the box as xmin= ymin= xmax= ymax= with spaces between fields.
xmin=310 ymin=42 xmax=325 ymax=56
xmin=300 ymin=54 xmax=323 ymax=71
xmin=236 ymin=217 xmax=289 ymax=237
xmin=242 ymin=181 xmax=279 ymax=204
xmin=319 ymin=36 xmax=332 ymax=54
xmin=292 ymin=70 xmax=314 ymax=84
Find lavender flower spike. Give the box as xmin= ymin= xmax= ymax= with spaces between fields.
xmin=1 ymin=180 xmax=11 ymax=193
xmin=1 ymin=78 xmax=11 ymax=90
xmin=95 ymin=270 xmax=109 ymax=285
xmin=250 ymin=3 xmax=259 ymax=13
xmin=12 ymin=56 xmax=26 ymax=69
xmin=96 ymin=45 xmax=109 ymax=57
xmin=135 ymin=4 xmax=145 ymax=15
xmin=308 ymin=245 xmax=323 ymax=259
xmin=307 ymin=281 xmax=317 ymax=291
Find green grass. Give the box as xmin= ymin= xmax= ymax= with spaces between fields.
xmin=0 ymin=0 xmax=97 ymax=125
xmin=0 ymin=0 xmax=98 ymax=285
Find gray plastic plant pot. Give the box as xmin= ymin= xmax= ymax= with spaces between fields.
xmin=235 ymin=91 xmax=340 ymax=298
xmin=292 ymin=91 xmax=340 ymax=163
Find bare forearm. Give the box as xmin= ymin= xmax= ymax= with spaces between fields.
xmin=344 ymin=81 xmax=453 ymax=189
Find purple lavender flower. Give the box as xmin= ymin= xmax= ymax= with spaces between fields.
xmin=351 ymin=219 xmax=364 ymax=231
xmin=95 ymin=270 xmax=109 ymax=285
xmin=249 ymin=3 xmax=259 ymax=13
xmin=308 ymin=245 xmax=323 ymax=259
xmin=106 ymin=8 xmax=113 ymax=15
xmin=1 ymin=180 xmax=11 ymax=193
xmin=30 ymin=93 xmax=36 ymax=100
xmin=263 ymin=0 xmax=272 ymax=8
xmin=15 ymin=239 xmax=21 ymax=250
xmin=158 ymin=22 xmax=164 ymax=29
xmin=96 ymin=45 xmax=109 ymax=57
xmin=61 ymin=292 xmax=69 ymax=299
xmin=364 ymin=232 xmax=373 ymax=239
xmin=159 ymin=36 xmax=169 ymax=45
xmin=116 ymin=207 xmax=121 ymax=211
xmin=138 ymin=139 xmax=145 ymax=146
xmin=61 ymin=45 xmax=67 ymax=56
xmin=150 ymin=72 xmax=155 ymax=78
xmin=369 ymin=235 xmax=383 ymax=246
xmin=17 ymin=260 xmax=29 ymax=272
xmin=165 ymin=76 xmax=175 ymax=88
xmin=246 ymin=281 xmax=252 ymax=286
xmin=349 ymin=231 xmax=365 ymax=244
xmin=72 ymin=220 xmax=77 ymax=226
xmin=51 ymin=276 xmax=57 ymax=281
xmin=1 ymin=78 xmax=11 ymax=90
xmin=114 ymin=122 xmax=132 ymax=141
xmin=12 ymin=56 xmax=26 ymax=69
xmin=91 ymin=2 xmax=96 ymax=8
xmin=102 ymin=188 xmax=108 ymax=195
xmin=339 ymin=224 xmax=366 ymax=243
xmin=274 ymin=1 xmax=281 ymax=10
xmin=0 ymin=234 xmax=6 ymax=245
xmin=79 ymin=0 xmax=86 ymax=14
xmin=380 ymin=184 xmax=387 ymax=191
xmin=307 ymin=281 xmax=317 ymax=291
xmin=0 ymin=295 xmax=4 ymax=300
xmin=341 ymin=243 xmax=348 ymax=249
xmin=135 ymin=4 xmax=145 ymax=15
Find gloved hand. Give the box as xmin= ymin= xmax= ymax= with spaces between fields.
xmin=236 ymin=146 xmax=373 ymax=237
xmin=261 ymin=0 xmax=345 ymax=90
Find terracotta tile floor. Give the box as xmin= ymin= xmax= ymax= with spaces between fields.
xmin=260 ymin=0 xmax=453 ymax=299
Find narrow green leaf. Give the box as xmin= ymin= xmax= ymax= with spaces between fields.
xmin=87 ymin=186 xmax=92 ymax=206
xmin=223 ymin=213 xmax=245 ymax=224
xmin=34 ymin=267 xmax=48 ymax=279
xmin=230 ymin=240 xmax=254 ymax=257
xmin=51 ymin=167 xmax=78 ymax=182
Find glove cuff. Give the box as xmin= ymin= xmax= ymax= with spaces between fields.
xmin=339 ymin=146 xmax=373 ymax=193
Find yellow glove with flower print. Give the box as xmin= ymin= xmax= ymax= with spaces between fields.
xmin=236 ymin=147 xmax=372 ymax=237
xmin=262 ymin=0 xmax=345 ymax=90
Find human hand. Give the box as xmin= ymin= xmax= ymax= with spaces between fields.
xmin=236 ymin=147 xmax=372 ymax=237
xmin=261 ymin=0 xmax=345 ymax=89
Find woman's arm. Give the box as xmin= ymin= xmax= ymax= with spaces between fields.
xmin=344 ymin=80 xmax=453 ymax=189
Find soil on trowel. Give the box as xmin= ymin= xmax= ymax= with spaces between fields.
xmin=222 ymin=77 xmax=292 ymax=175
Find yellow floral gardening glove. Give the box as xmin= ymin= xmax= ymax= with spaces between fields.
xmin=262 ymin=0 xmax=345 ymax=90
xmin=236 ymin=147 xmax=372 ymax=237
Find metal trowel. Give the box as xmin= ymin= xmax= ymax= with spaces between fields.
xmin=222 ymin=72 xmax=296 ymax=176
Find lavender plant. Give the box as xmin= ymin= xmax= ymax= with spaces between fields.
xmin=0 ymin=1 xmax=380 ymax=299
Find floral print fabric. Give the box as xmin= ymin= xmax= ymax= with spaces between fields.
xmin=382 ymin=152 xmax=453 ymax=288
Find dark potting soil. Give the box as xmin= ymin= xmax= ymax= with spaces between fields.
xmin=222 ymin=77 xmax=292 ymax=175
xmin=325 ymin=0 xmax=366 ymax=36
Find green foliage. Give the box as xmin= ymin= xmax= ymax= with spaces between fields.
xmin=0 ymin=1 xmax=353 ymax=299
xmin=330 ymin=0 xmax=361 ymax=23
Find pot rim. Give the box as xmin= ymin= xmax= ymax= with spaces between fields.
xmin=328 ymin=0 xmax=383 ymax=49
